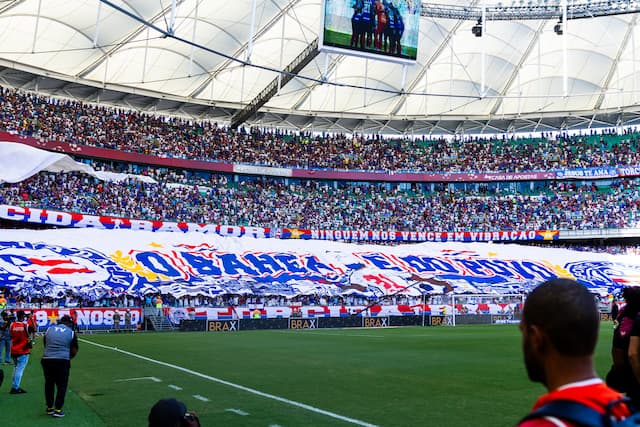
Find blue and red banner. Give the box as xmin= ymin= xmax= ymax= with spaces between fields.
xmin=0 ymin=227 xmax=637 ymax=301
xmin=0 ymin=205 xmax=559 ymax=243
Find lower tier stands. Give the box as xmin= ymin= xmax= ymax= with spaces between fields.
xmin=1 ymin=166 xmax=638 ymax=232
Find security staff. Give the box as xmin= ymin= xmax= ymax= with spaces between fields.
xmin=9 ymin=310 xmax=31 ymax=394
xmin=41 ymin=315 xmax=78 ymax=418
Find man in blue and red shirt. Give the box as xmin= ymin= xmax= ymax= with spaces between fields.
xmin=518 ymin=279 xmax=630 ymax=427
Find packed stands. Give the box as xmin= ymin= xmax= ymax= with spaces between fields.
xmin=1 ymin=165 xmax=639 ymax=232
xmin=2 ymin=85 xmax=640 ymax=173
xmin=1 ymin=84 xmax=639 ymax=238
xmin=1 ymin=86 xmax=640 ymax=313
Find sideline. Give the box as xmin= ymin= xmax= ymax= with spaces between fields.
xmin=280 ymin=331 xmax=385 ymax=338
xmin=79 ymin=338 xmax=379 ymax=427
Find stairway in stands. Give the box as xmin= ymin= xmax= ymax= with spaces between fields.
xmin=144 ymin=308 xmax=176 ymax=332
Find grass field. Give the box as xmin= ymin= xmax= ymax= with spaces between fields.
xmin=323 ymin=30 xmax=418 ymax=60
xmin=1 ymin=324 xmax=615 ymax=427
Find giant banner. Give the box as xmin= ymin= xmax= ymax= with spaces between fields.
xmin=0 ymin=205 xmax=559 ymax=242
xmin=0 ymin=228 xmax=638 ymax=301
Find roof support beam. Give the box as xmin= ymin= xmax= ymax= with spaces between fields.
xmin=490 ymin=21 xmax=546 ymax=116
xmin=0 ymin=0 xmax=25 ymax=14
xmin=389 ymin=16 xmax=473 ymax=116
xmin=188 ymin=0 xmax=303 ymax=99
xmin=77 ymin=1 xmax=187 ymax=78
xmin=594 ymin=14 xmax=638 ymax=110
xmin=291 ymin=53 xmax=344 ymax=111
xmin=230 ymin=38 xmax=319 ymax=128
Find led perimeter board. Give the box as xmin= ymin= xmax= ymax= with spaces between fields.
xmin=319 ymin=0 xmax=420 ymax=63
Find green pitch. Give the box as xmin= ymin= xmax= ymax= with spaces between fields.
xmin=323 ymin=29 xmax=418 ymax=60
xmin=2 ymin=324 xmax=615 ymax=427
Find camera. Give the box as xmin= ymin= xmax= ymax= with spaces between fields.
xmin=182 ymin=412 xmax=200 ymax=427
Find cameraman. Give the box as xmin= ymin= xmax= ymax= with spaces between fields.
xmin=148 ymin=398 xmax=201 ymax=427
xmin=42 ymin=315 xmax=78 ymax=417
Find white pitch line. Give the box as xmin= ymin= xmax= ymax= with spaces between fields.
xmin=193 ymin=394 xmax=210 ymax=402
xmin=114 ymin=376 xmax=161 ymax=383
xmin=277 ymin=331 xmax=384 ymax=338
xmin=226 ymin=408 xmax=250 ymax=416
xmin=305 ymin=332 xmax=384 ymax=338
xmin=168 ymin=384 xmax=182 ymax=391
xmin=80 ymin=338 xmax=378 ymax=427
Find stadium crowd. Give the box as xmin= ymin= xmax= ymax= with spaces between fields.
xmin=2 ymin=288 xmax=413 ymax=310
xmin=1 ymin=167 xmax=639 ymax=232
xmin=1 ymin=85 xmax=640 ymax=173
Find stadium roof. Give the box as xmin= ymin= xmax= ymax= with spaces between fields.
xmin=1 ymin=0 xmax=640 ymax=134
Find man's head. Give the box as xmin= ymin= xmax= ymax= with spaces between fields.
xmin=148 ymin=398 xmax=200 ymax=427
xmin=622 ymin=286 xmax=640 ymax=313
xmin=520 ymin=278 xmax=599 ymax=386
xmin=16 ymin=310 xmax=25 ymax=321
xmin=59 ymin=315 xmax=73 ymax=327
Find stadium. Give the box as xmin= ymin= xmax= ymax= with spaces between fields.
xmin=0 ymin=0 xmax=640 ymax=425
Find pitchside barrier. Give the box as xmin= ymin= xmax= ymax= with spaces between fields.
xmin=178 ymin=313 xmax=524 ymax=332
xmin=5 ymin=307 xmax=144 ymax=333
xmin=10 ymin=309 xmax=609 ymax=332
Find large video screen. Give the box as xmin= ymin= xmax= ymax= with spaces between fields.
xmin=320 ymin=0 xmax=420 ymax=63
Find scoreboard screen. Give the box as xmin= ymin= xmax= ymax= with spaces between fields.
xmin=319 ymin=0 xmax=420 ymax=63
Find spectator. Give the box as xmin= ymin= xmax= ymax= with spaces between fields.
xmin=518 ymin=279 xmax=630 ymax=426
xmin=112 ymin=310 xmax=121 ymax=333
xmin=628 ymin=297 xmax=640 ymax=408
xmin=155 ymin=295 xmax=163 ymax=316
xmin=0 ymin=311 xmax=11 ymax=364
xmin=2 ymin=168 xmax=639 ymax=233
xmin=2 ymin=84 xmax=640 ymax=173
xmin=148 ymin=398 xmax=200 ymax=427
xmin=606 ymin=286 xmax=640 ymax=403
xmin=124 ymin=309 xmax=132 ymax=332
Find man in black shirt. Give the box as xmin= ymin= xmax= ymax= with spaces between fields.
xmin=607 ymin=287 xmax=640 ymax=403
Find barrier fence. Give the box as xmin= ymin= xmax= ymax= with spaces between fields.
xmin=13 ymin=309 xmax=613 ymax=332
xmin=179 ymin=313 xmax=525 ymax=332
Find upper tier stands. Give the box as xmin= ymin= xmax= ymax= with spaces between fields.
xmin=1 ymin=85 xmax=639 ymax=173
xmin=1 ymin=85 xmax=639 ymax=233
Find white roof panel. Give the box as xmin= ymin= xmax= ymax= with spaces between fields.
xmin=0 ymin=0 xmax=638 ymax=131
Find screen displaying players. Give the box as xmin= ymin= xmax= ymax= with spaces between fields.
xmin=320 ymin=0 xmax=420 ymax=63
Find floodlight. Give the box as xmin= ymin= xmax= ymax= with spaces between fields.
xmin=472 ymin=18 xmax=483 ymax=36
xmin=554 ymin=17 xmax=563 ymax=34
